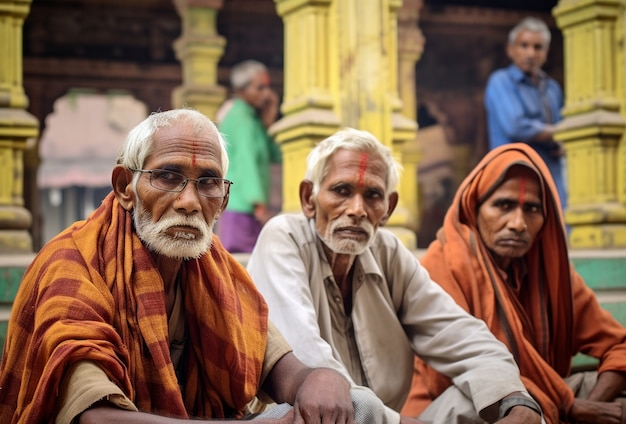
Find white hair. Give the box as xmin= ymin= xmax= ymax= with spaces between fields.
xmin=305 ymin=128 xmax=402 ymax=195
xmin=230 ymin=60 xmax=268 ymax=90
xmin=116 ymin=108 xmax=229 ymax=182
xmin=508 ymin=17 xmax=551 ymax=47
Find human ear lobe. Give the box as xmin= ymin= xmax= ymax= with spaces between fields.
xmin=112 ymin=166 xmax=135 ymax=211
xmin=299 ymin=180 xmax=316 ymax=219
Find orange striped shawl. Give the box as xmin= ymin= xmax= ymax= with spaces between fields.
xmin=0 ymin=192 xmax=268 ymax=423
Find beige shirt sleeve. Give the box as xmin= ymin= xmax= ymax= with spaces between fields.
xmin=56 ymin=360 xmax=137 ymax=424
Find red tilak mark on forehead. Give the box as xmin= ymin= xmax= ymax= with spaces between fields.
xmin=358 ymin=153 xmax=368 ymax=187
xmin=519 ymin=178 xmax=526 ymax=205
xmin=262 ymin=73 xmax=270 ymax=85
xmin=191 ymin=141 xmax=197 ymax=167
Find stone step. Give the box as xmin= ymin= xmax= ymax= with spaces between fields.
xmin=0 ymin=254 xmax=34 ymax=352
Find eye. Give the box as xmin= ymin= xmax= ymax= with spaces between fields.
xmin=198 ymin=177 xmax=218 ymax=188
xmin=153 ymin=170 xmax=184 ymax=184
xmin=524 ymin=203 xmax=542 ymax=214
xmin=493 ymin=200 xmax=514 ymax=210
xmin=332 ymin=185 xmax=351 ymax=196
xmin=365 ymin=189 xmax=383 ymax=200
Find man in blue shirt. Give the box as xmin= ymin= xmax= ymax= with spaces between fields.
xmin=484 ymin=17 xmax=566 ymax=210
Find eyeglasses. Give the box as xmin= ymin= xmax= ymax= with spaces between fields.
xmin=129 ymin=168 xmax=233 ymax=198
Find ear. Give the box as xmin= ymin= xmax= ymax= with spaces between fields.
xmin=379 ymin=191 xmax=399 ymax=226
xmin=112 ymin=165 xmax=135 ymax=211
xmin=299 ymin=180 xmax=316 ymax=219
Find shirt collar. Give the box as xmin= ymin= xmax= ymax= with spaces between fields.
xmin=507 ymin=64 xmax=548 ymax=84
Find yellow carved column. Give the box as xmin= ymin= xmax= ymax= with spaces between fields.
xmin=272 ymin=0 xmax=341 ymax=214
xmin=172 ymin=0 xmax=226 ymax=119
xmin=274 ymin=0 xmax=418 ymax=246
xmin=553 ymin=0 xmax=626 ymax=248
xmin=397 ymin=0 xmax=425 ymax=233
xmin=0 ymin=0 xmax=39 ymax=254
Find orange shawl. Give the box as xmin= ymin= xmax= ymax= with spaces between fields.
xmin=405 ymin=144 xmax=582 ymax=423
xmin=0 ymin=192 xmax=268 ymax=423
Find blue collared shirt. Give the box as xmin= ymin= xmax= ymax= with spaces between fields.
xmin=485 ymin=64 xmax=563 ymax=148
xmin=484 ymin=64 xmax=567 ymax=208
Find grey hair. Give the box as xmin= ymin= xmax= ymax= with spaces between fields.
xmin=230 ymin=60 xmax=268 ymax=90
xmin=116 ymin=108 xmax=229 ymax=179
xmin=305 ymin=128 xmax=402 ymax=195
xmin=508 ymin=17 xmax=551 ymax=47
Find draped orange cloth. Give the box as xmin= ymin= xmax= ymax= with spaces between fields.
xmin=402 ymin=144 xmax=626 ymax=423
xmin=0 ymin=192 xmax=268 ymax=423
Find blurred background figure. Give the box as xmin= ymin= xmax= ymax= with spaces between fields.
xmin=484 ymin=16 xmax=567 ymax=211
xmin=215 ymin=60 xmax=282 ymax=253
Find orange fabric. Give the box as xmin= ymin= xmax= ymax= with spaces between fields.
xmin=0 ymin=192 xmax=268 ymax=423
xmin=402 ymin=143 xmax=626 ymax=423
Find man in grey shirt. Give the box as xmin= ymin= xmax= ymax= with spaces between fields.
xmin=247 ymin=128 xmax=543 ymax=424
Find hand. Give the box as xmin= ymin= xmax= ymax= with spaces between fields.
xmin=569 ymin=398 xmax=623 ymax=424
xmin=291 ymin=368 xmax=356 ymax=424
xmin=496 ymin=404 xmax=542 ymax=423
xmin=254 ymin=204 xmax=273 ymax=225
xmin=260 ymin=89 xmax=279 ymax=128
xmin=549 ymin=141 xmax=565 ymax=158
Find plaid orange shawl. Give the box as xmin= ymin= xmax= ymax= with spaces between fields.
xmin=0 ymin=192 xmax=268 ymax=423
xmin=404 ymin=143 xmax=626 ymax=423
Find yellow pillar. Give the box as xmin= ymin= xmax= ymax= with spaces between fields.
xmin=274 ymin=0 xmax=418 ymax=247
xmin=397 ymin=0 xmax=425 ymax=233
xmin=553 ymin=0 xmax=626 ymax=248
xmin=172 ymin=0 xmax=226 ymax=119
xmin=0 ymin=0 xmax=39 ymax=254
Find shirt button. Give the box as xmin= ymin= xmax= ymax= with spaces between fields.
xmin=334 ymin=296 xmax=342 ymax=303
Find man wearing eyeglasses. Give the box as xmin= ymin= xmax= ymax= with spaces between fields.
xmin=0 ymin=109 xmax=377 ymax=424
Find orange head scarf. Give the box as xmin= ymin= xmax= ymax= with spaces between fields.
xmin=412 ymin=143 xmax=575 ymax=423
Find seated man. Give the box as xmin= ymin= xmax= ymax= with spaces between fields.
xmin=247 ymin=128 xmax=544 ymax=424
xmin=402 ymin=143 xmax=626 ymax=424
xmin=0 ymin=109 xmax=364 ymax=424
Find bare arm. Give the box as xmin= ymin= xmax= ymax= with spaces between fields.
xmin=263 ymin=352 xmax=356 ymax=423
xmin=496 ymin=405 xmax=542 ymax=424
xmin=529 ymin=124 xmax=555 ymax=142
xmin=568 ymin=371 xmax=626 ymax=424
xmin=79 ymin=403 xmax=255 ymax=424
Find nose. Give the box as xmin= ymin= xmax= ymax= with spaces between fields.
xmin=174 ymin=181 xmax=202 ymax=214
xmin=346 ymin=194 xmax=366 ymax=219
xmin=508 ymin=207 xmax=527 ymax=233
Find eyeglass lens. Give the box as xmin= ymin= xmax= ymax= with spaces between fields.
xmin=150 ymin=170 xmax=229 ymax=198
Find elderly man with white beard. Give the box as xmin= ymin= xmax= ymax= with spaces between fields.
xmin=0 ymin=109 xmax=376 ymax=424
xmin=247 ymin=128 xmax=544 ymax=424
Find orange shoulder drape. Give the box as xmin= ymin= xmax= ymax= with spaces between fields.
xmin=403 ymin=144 xmax=575 ymax=423
xmin=0 ymin=192 xmax=268 ymax=423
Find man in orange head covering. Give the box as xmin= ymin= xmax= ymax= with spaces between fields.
xmin=402 ymin=143 xmax=626 ymax=423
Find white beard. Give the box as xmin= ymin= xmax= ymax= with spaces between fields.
xmin=317 ymin=217 xmax=374 ymax=255
xmin=133 ymin=197 xmax=214 ymax=260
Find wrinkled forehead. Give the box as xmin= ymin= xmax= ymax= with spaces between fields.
xmin=325 ymin=149 xmax=387 ymax=178
xmin=149 ymin=123 xmax=224 ymax=168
